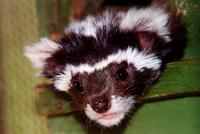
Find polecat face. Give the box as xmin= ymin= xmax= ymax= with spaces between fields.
xmin=25 ymin=4 xmax=186 ymax=127
xmin=60 ymin=50 xmax=160 ymax=127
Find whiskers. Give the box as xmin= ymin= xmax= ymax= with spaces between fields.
xmin=123 ymin=84 xmax=136 ymax=97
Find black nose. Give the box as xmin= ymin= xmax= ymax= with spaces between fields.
xmin=91 ymin=98 xmax=111 ymax=113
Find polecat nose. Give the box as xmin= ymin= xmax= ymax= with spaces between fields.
xmin=91 ymin=98 xmax=111 ymax=113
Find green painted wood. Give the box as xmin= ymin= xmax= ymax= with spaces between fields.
xmin=0 ymin=0 xmax=49 ymax=134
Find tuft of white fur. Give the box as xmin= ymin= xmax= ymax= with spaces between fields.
xmin=65 ymin=11 xmax=118 ymax=38
xmin=95 ymin=11 xmax=115 ymax=30
xmin=65 ymin=11 xmax=118 ymax=39
xmin=54 ymin=69 xmax=72 ymax=91
xmin=54 ymin=47 xmax=161 ymax=91
xmin=24 ymin=38 xmax=60 ymax=70
xmin=85 ymin=95 xmax=135 ymax=127
xmin=66 ymin=16 xmax=97 ymax=38
xmin=120 ymin=8 xmax=170 ymax=41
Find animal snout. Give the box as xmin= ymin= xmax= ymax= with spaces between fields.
xmin=91 ymin=98 xmax=111 ymax=113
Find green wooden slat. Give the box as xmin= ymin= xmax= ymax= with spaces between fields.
xmin=0 ymin=0 xmax=49 ymax=134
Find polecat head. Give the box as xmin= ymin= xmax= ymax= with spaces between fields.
xmin=25 ymin=5 xmax=186 ymax=127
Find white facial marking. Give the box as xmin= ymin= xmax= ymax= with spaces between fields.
xmin=120 ymin=8 xmax=170 ymax=41
xmin=24 ymin=38 xmax=60 ymax=69
xmin=85 ymin=95 xmax=135 ymax=127
xmin=54 ymin=47 xmax=161 ymax=91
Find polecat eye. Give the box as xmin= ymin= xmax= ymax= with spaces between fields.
xmin=116 ymin=68 xmax=128 ymax=81
xmin=73 ymin=81 xmax=84 ymax=93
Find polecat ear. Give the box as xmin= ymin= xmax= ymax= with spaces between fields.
xmin=119 ymin=7 xmax=171 ymax=54
xmin=119 ymin=6 xmax=187 ymax=63
xmin=135 ymin=31 xmax=170 ymax=56
xmin=24 ymin=38 xmax=65 ymax=78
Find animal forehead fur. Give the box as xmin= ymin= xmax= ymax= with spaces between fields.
xmin=66 ymin=8 xmax=170 ymax=41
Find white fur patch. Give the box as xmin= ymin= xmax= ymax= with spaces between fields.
xmin=85 ymin=95 xmax=135 ymax=127
xmin=65 ymin=11 xmax=118 ymax=39
xmin=54 ymin=47 xmax=161 ymax=91
xmin=66 ymin=16 xmax=97 ymax=38
xmin=120 ymin=8 xmax=170 ymax=41
xmin=24 ymin=38 xmax=60 ymax=69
